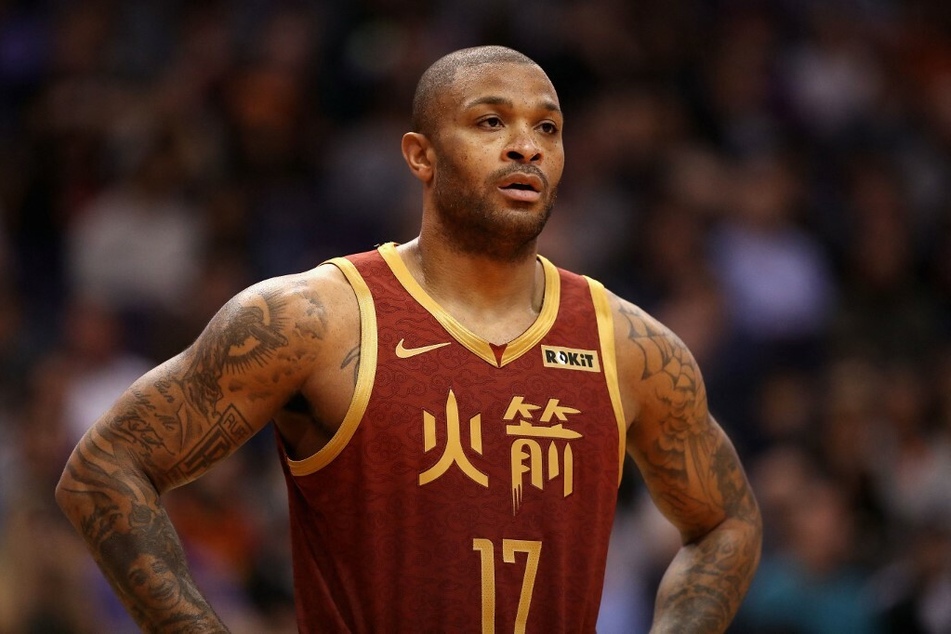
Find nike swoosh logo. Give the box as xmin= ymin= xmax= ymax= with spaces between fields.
xmin=395 ymin=339 xmax=451 ymax=359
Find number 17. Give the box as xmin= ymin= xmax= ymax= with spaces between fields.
xmin=472 ymin=538 xmax=542 ymax=634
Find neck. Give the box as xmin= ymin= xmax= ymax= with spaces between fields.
xmin=415 ymin=231 xmax=540 ymax=302
xmin=396 ymin=234 xmax=545 ymax=344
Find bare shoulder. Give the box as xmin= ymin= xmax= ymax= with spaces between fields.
xmin=200 ymin=262 xmax=359 ymax=375
xmin=285 ymin=260 xmax=360 ymax=319
xmin=189 ymin=261 xmax=361 ymax=400
xmin=605 ymin=290 xmax=706 ymax=431
xmin=227 ymin=262 xmax=358 ymax=344
xmin=95 ymin=262 xmax=360 ymax=492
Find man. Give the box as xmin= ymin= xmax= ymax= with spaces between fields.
xmin=56 ymin=45 xmax=761 ymax=633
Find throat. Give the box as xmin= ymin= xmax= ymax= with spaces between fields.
xmin=399 ymin=239 xmax=547 ymax=343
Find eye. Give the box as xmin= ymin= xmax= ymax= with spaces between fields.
xmin=538 ymin=121 xmax=559 ymax=135
xmin=478 ymin=116 xmax=504 ymax=129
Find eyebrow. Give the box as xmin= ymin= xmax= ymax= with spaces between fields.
xmin=463 ymin=95 xmax=562 ymax=113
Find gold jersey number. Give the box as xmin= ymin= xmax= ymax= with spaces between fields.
xmin=472 ymin=538 xmax=542 ymax=634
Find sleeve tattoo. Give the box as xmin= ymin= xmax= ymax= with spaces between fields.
xmin=58 ymin=288 xmax=300 ymax=629
xmin=619 ymin=303 xmax=761 ymax=632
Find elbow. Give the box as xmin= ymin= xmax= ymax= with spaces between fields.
xmin=54 ymin=468 xmax=67 ymax=510
xmin=54 ymin=450 xmax=84 ymax=523
xmin=731 ymin=476 xmax=763 ymax=545
xmin=744 ymin=486 xmax=764 ymax=543
xmin=750 ymin=500 xmax=764 ymax=566
xmin=732 ymin=492 xmax=764 ymax=577
xmin=697 ymin=493 xmax=764 ymax=570
xmin=54 ymin=436 xmax=118 ymax=524
xmin=54 ymin=432 xmax=161 ymax=524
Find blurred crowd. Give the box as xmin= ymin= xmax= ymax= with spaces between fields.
xmin=1 ymin=0 xmax=950 ymax=632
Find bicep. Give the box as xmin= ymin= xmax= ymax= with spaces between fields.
xmin=87 ymin=281 xmax=321 ymax=493
xmin=613 ymin=296 xmax=743 ymax=541
xmin=628 ymin=409 xmax=743 ymax=542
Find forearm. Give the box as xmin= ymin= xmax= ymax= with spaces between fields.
xmin=55 ymin=437 xmax=227 ymax=632
xmin=650 ymin=517 xmax=761 ymax=633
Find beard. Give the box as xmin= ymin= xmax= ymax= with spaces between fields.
xmin=432 ymin=157 xmax=558 ymax=263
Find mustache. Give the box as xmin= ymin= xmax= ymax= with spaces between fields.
xmin=488 ymin=164 xmax=550 ymax=191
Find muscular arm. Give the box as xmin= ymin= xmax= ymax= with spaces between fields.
xmin=613 ymin=298 xmax=762 ymax=633
xmin=54 ymin=275 xmax=338 ymax=632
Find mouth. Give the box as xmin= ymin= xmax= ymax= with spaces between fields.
xmin=498 ymin=173 xmax=543 ymax=203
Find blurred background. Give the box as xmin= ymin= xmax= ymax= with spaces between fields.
xmin=0 ymin=0 xmax=950 ymax=632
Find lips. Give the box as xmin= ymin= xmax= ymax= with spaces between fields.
xmin=498 ymin=173 xmax=543 ymax=203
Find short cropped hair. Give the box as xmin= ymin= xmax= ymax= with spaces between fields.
xmin=411 ymin=46 xmax=539 ymax=138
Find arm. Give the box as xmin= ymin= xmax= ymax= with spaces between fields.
xmin=613 ymin=297 xmax=762 ymax=633
xmin=54 ymin=276 xmax=332 ymax=632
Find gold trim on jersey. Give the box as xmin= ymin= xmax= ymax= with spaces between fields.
xmin=286 ymin=257 xmax=378 ymax=476
xmin=378 ymin=242 xmax=560 ymax=368
xmin=586 ymin=276 xmax=627 ymax=486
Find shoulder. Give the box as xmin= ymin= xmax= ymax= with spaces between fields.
xmin=602 ymin=288 xmax=707 ymax=425
xmin=604 ymin=289 xmax=690 ymax=366
xmin=192 ymin=262 xmax=361 ymax=367
xmin=263 ymin=261 xmax=358 ymax=316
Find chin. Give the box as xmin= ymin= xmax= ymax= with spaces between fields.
xmin=472 ymin=212 xmax=550 ymax=262
xmin=433 ymin=177 xmax=555 ymax=260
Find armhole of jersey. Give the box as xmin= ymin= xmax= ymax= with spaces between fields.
xmin=585 ymin=276 xmax=627 ymax=486
xmin=286 ymin=257 xmax=377 ymax=476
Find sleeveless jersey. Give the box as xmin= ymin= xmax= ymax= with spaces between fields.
xmin=278 ymin=242 xmax=627 ymax=633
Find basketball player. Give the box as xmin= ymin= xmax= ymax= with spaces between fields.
xmin=56 ymin=46 xmax=761 ymax=633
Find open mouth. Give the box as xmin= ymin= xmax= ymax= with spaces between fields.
xmin=498 ymin=172 xmax=544 ymax=200
xmin=501 ymin=182 xmax=538 ymax=192
xmin=499 ymin=183 xmax=542 ymax=203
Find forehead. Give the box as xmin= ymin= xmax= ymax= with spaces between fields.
xmin=448 ymin=62 xmax=560 ymax=112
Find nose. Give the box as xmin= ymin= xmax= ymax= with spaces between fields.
xmin=504 ymin=126 xmax=541 ymax=163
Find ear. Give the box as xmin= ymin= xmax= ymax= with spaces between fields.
xmin=401 ymin=132 xmax=435 ymax=184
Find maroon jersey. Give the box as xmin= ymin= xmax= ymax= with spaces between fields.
xmin=278 ymin=243 xmax=627 ymax=633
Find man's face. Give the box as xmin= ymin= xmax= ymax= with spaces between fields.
xmin=429 ymin=62 xmax=564 ymax=261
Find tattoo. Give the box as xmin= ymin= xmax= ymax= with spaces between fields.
xmin=293 ymin=283 xmax=329 ymax=341
xmin=167 ymin=405 xmax=254 ymax=483
xmin=110 ymin=390 xmax=175 ymax=458
xmin=620 ymin=302 xmax=761 ymax=632
xmin=56 ymin=286 xmax=302 ymax=630
xmin=712 ymin=439 xmax=759 ymax=524
xmin=187 ymin=289 xmax=289 ymax=416
xmin=342 ymin=344 xmax=361 ymax=385
xmin=60 ymin=425 xmax=220 ymax=629
xmin=97 ymin=501 xmax=207 ymax=625
xmin=622 ymin=304 xmax=699 ymax=388
xmin=655 ymin=505 xmax=760 ymax=633
xmin=658 ymin=592 xmax=731 ymax=631
xmin=621 ymin=304 xmax=709 ymax=485
xmin=105 ymin=388 xmax=254 ymax=490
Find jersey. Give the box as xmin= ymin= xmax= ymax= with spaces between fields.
xmin=277 ymin=242 xmax=628 ymax=633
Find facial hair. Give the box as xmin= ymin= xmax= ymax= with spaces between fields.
xmin=432 ymin=157 xmax=558 ymax=263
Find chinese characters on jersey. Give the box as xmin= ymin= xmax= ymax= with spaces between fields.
xmin=419 ymin=390 xmax=582 ymax=514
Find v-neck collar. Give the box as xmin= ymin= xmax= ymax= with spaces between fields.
xmin=378 ymin=242 xmax=560 ymax=368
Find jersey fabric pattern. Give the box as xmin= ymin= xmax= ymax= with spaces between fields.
xmin=278 ymin=242 xmax=627 ymax=633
